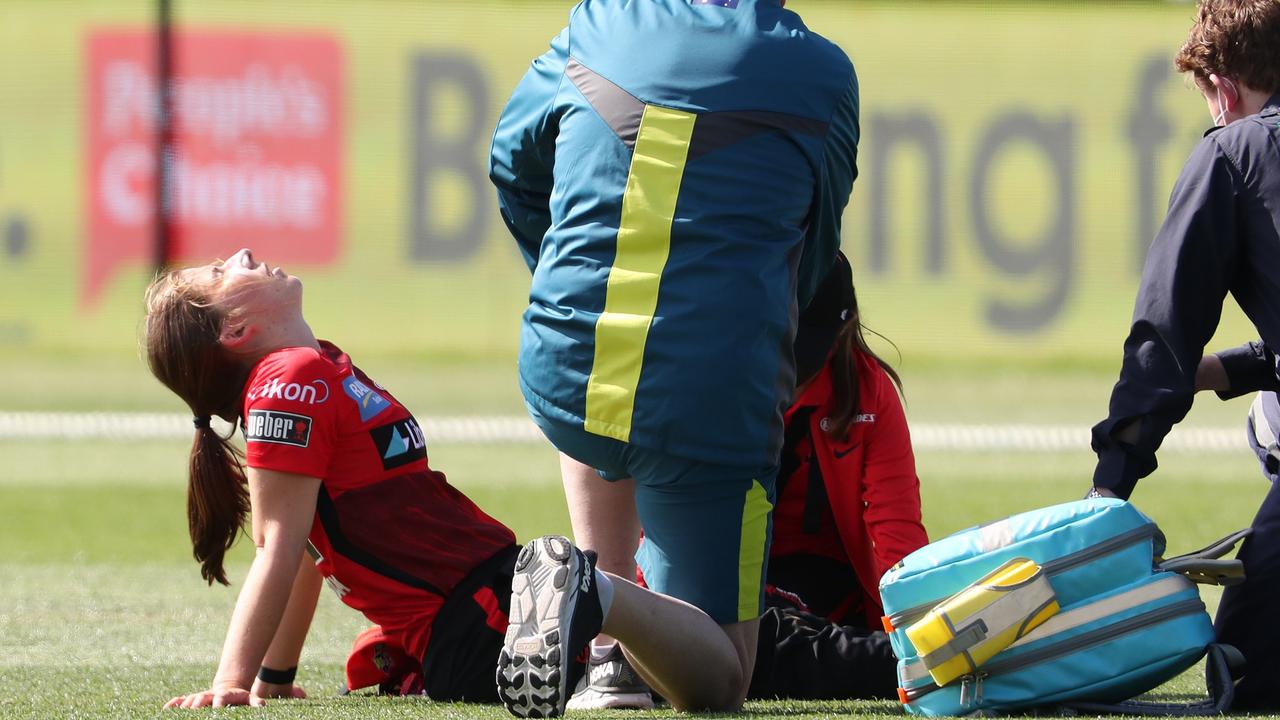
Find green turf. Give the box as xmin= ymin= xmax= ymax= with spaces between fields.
xmin=0 ymin=436 xmax=1269 ymax=719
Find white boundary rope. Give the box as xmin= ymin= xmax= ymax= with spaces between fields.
xmin=0 ymin=412 xmax=1246 ymax=452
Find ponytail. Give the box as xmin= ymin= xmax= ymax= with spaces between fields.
xmin=189 ymin=425 xmax=250 ymax=585
xmin=824 ymin=300 xmax=903 ymax=442
xmin=144 ymin=271 xmax=252 ymax=585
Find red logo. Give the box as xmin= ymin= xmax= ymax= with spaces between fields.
xmin=83 ymin=29 xmax=344 ymax=305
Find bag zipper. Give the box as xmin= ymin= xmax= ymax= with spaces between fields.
xmin=1040 ymin=525 xmax=1156 ymax=576
xmin=959 ymin=671 xmax=989 ymax=707
xmin=901 ymin=596 xmax=1205 ymax=706
xmin=887 ymin=524 xmax=1155 ymax=631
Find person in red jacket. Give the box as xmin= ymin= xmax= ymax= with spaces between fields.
xmin=747 ymin=249 xmax=926 ymax=696
xmin=748 ymin=251 xmax=928 ymax=700
xmin=769 ymin=250 xmax=926 ymax=626
xmin=144 ymin=249 xmax=518 ymax=708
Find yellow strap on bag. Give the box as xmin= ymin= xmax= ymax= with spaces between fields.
xmin=904 ymin=557 xmax=1060 ymax=687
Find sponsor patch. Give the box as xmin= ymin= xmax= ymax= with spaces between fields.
xmin=248 ymin=377 xmax=330 ymax=404
xmin=245 ymin=409 xmax=312 ymax=447
xmin=369 ymin=417 xmax=427 ymax=470
xmin=343 ymin=375 xmax=391 ymax=422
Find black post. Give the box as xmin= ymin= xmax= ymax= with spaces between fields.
xmin=154 ymin=0 xmax=174 ymax=271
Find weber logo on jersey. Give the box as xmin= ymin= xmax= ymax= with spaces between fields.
xmin=369 ymin=417 xmax=426 ymax=470
xmin=245 ymin=409 xmax=312 ymax=447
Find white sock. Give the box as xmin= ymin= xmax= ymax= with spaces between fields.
xmin=594 ymin=568 xmax=615 ymax=621
xmin=591 ymin=641 xmax=616 ymax=660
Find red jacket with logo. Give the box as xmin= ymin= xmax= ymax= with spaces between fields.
xmin=770 ymin=349 xmax=927 ymax=627
xmin=241 ymin=341 xmax=516 ymax=662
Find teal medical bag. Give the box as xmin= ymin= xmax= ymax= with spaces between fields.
xmin=879 ymin=499 xmax=1247 ymax=716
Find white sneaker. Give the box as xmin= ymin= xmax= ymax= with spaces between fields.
xmin=566 ymin=643 xmax=655 ymax=710
xmin=497 ymin=536 xmax=604 ymax=718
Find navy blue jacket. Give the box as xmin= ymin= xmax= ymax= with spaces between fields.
xmin=1093 ymin=94 xmax=1280 ymax=498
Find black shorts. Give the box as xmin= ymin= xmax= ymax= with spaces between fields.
xmin=419 ymin=545 xmax=518 ymax=702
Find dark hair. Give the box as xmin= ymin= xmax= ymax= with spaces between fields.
xmin=1174 ymin=0 xmax=1280 ymax=94
xmin=824 ymin=288 xmax=903 ymax=441
xmin=144 ymin=271 xmax=251 ymax=586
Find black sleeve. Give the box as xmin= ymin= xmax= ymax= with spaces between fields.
xmin=1214 ymin=341 xmax=1280 ymax=400
xmin=1091 ymin=136 xmax=1242 ymax=498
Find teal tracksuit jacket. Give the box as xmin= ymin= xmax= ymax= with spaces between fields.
xmin=490 ymin=0 xmax=859 ymax=468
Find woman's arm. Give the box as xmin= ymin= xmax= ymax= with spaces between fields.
xmin=251 ymin=555 xmax=323 ymax=700
xmin=164 ymin=468 xmax=321 ymax=709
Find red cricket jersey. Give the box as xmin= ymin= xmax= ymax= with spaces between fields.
xmin=772 ymin=349 xmax=928 ymax=626
xmin=241 ymin=341 xmax=516 ymax=662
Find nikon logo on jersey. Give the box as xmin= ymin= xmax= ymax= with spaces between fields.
xmin=245 ymin=409 xmax=312 ymax=447
xmin=369 ymin=417 xmax=426 ymax=470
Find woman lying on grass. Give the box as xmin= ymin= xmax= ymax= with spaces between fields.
xmin=146 ymin=248 xmax=520 ymax=708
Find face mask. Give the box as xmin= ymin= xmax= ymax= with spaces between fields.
xmin=1212 ymin=77 xmax=1237 ymax=127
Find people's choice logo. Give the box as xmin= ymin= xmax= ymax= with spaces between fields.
xmin=84 ymin=29 xmax=344 ymax=305
xmin=248 ymin=377 xmax=330 ymax=404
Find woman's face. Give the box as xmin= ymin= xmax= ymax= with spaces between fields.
xmin=179 ymin=247 xmax=303 ymax=318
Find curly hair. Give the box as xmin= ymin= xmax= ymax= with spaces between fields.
xmin=1174 ymin=0 xmax=1280 ymax=94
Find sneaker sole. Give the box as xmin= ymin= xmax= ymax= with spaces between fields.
xmin=566 ymin=688 xmax=656 ymax=711
xmin=497 ymin=536 xmax=581 ymax=718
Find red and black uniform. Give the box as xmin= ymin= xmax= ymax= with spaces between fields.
xmin=750 ymin=349 xmax=928 ymax=701
xmin=241 ymin=341 xmax=517 ymax=700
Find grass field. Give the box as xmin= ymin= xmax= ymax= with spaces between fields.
xmin=1 ymin=400 xmax=1270 ymax=719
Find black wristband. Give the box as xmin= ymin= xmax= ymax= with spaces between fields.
xmin=257 ymin=665 xmax=297 ymax=685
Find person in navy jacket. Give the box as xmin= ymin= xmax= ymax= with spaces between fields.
xmin=1090 ymin=2 xmax=1280 ymax=709
xmin=1091 ymin=1 xmax=1280 ymax=501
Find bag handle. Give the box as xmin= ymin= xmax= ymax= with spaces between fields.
xmin=1157 ymin=528 xmax=1252 ymax=586
xmin=1059 ymin=643 xmax=1245 ymax=716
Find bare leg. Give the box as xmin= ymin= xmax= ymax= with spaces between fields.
xmin=560 ymin=453 xmax=640 ymax=577
xmin=602 ymin=574 xmax=760 ymax=711
xmin=560 ymin=455 xmax=759 ymax=708
xmin=560 ymin=453 xmax=639 ymax=647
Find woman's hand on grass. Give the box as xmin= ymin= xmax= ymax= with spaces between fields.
xmin=163 ymin=686 xmax=262 ymax=709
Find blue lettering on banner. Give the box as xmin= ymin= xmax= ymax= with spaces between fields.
xmin=342 ymin=375 xmax=391 ymax=422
